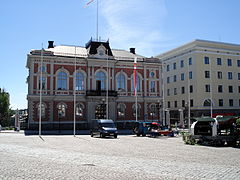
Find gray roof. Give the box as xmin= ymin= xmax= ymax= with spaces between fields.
xmin=45 ymin=45 xmax=146 ymax=61
xmin=44 ymin=45 xmax=145 ymax=61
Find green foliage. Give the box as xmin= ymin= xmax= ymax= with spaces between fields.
xmin=236 ymin=118 xmax=240 ymax=126
xmin=182 ymin=132 xmax=196 ymax=145
xmin=0 ymin=88 xmax=11 ymax=127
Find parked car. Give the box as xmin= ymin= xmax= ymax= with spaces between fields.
xmin=90 ymin=119 xmax=118 ymax=138
xmin=133 ymin=122 xmax=174 ymax=137
xmin=133 ymin=122 xmax=152 ymax=136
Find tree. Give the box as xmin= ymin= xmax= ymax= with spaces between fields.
xmin=0 ymin=88 xmax=10 ymax=126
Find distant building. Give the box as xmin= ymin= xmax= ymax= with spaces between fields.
xmin=156 ymin=39 xmax=240 ymax=123
xmin=26 ymin=39 xmax=162 ymax=130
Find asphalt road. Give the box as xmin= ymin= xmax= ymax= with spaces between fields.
xmin=0 ymin=132 xmax=240 ymax=179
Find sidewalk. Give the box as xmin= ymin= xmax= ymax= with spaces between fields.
xmin=22 ymin=129 xmax=133 ymax=136
xmin=0 ymin=130 xmax=24 ymax=134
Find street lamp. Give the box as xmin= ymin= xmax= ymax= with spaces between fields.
xmin=178 ymin=109 xmax=184 ymax=128
xmin=156 ymin=100 xmax=161 ymax=124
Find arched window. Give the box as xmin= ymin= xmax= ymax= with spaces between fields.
xmin=37 ymin=103 xmax=46 ymax=118
xmin=117 ymin=103 xmax=126 ymax=117
xmin=117 ymin=73 xmax=126 ymax=91
xmin=149 ymin=104 xmax=157 ymax=117
xmin=76 ymin=103 xmax=84 ymax=117
xmin=132 ymin=74 xmax=141 ymax=92
xmin=58 ymin=103 xmax=66 ymax=117
xmin=39 ymin=65 xmax=46 ymax=73
xmin=75 ymin=72 xmax=84 ymax=90
xmin=132 ymin=103 xmax=141 ymax=118
xmin=96 ymin=71 xmax=106 ymax=90
xmin=57 ymin=71 xmax=67 ymax=90
xmin=203 ymin=99 xmax=212 ymax=107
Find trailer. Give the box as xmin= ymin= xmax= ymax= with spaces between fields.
xmin=187 ymin=116 xmax=240 ymax=146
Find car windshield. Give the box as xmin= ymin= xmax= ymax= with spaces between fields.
xmin=100 ymin=123 xmax=116 ymax=128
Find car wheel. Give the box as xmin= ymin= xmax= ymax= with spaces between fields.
xmin=114 ymin=134 xmax=117 ymax=138
xmin=91 ymin=132 xmax=93 ymax=137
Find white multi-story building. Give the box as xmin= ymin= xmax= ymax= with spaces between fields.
xmin=156 ymin=39 xmax=240 ymax=125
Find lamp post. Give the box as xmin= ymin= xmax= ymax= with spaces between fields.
xmin=178 ymin=109 xmax=184 ymax=128
xmin=101 ymin=98 xmax=106 ymax=119
xmin=165 ymin=109 xmax=170 ymax=128
xmin=156 ymin=100 xmax=161 ymax=124
xmin=185 ymin=102 xmax=190 ymax=131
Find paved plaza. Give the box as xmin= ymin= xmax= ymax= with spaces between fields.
xmin=0 ymin=132 xmax=240 ymax=180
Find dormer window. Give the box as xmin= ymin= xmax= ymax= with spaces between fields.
xmin=99 ymin=49 xmax=104 ymax=56
xmin=97 ymin=44 xmax=106 ymax=57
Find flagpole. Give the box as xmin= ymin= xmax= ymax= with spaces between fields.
xmin=210 ymin=57 xmax=213 ymax=118
xmin=106 ymin=49 xmax=109 ymax=119
xmin=39 ymin=44 xmax=43 ymax=137
xmin=162 ymin=63 xmax=165 ymax=126
xmin=134 ymin=57 xmax=138 ymax=121
xmin=74 ymin=46 xmax=77 ymax=137
xmin=96 ymin=0 xmax=99 ymax=41
xmin=85 ymin=0 xmax=99 ymax=41
xmin=187 ymin=60 xmax=191 ymax=131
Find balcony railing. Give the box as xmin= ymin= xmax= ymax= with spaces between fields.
xmin=86 ymin=90 xmax=118 ymax=97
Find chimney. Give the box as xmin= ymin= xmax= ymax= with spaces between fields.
xmin=48 ymin=41 xmax=54 ymax=48
xmin=130 ymin=48 xmax=135 ymax=54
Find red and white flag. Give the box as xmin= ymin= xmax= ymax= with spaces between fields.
xmin=134 ymin=57 xmax=137 ymax=96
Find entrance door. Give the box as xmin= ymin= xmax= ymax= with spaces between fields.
xmin=95 ymin=104 xmax=106 ymax=119
xmin=96 ymin=80 xmax=101 ymax=91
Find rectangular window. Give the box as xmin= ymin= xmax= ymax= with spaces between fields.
xmin=239 ymin=86 xmax=240 ymax=93
xmin=168 ymin=101 xmax=171 ymax=108
xmin=205 ymin=71 xmax=210 ymax=78
xmin=218 ymin=85 xmax=223 ymax=93
xmin=217 ymin=71 xmax=222 ymax=79
xmin=238 ymin=73 xmax=240 ymax=80
xmin=217 ymin=58 xmax=222 ymax=65
xmin=174 ymin=88 xmax=177 ymax=95
xmin=174 ymin=101 xmax=177 ymax=108
xmin=173 ymin=63 xmax=176 ymax=70
xmin=204 ymin=57 xmax=209 ymax=64
xmin=237 ymin=60 xmax=240 ymax=67
xmin=167 ymin=65 xmax=170 ymax=71
xmin=228 ymin=72 xmax=233 ymax=79
xmin=229 ymin=99 xmax=233 ymax=107
xmin=190 ymin=85 xmax=193 ymax=93
xmin=181 ymin=73 xmax=185 ymax=81
xmin=182 ymin=100 xmax=185 ymax=107
xmin=229 ymin=86 xmax=233 ymax=93
xmin=150 ymin=81 xmax=155 ymax=92
xmin=181 ymin=86 xmax=185 ymax=94
xmin=219 ymin=99 xmax=223 ymax=107
xmin=227 ymin=59 xmax=232 ymax=66
xmin=189 ymin=71 xmax=192 ymax=79
xmin=167 ymin=89 xmax=170 ymax=96
xmin=180 ymin=60 xmax=184 ymax=68
xmin=173 ymin=75 xmax=177 ymax=82
xmin=167 ymin=77 xmax=170 ymax=83
xmin=205 ymin=84 xmax=210 ymax=92
xmin=189 ymin=58 xmax=192 ymax=65
xmin=190 ymin=99 xmax=193 ymax=107
xmin=38 ymin=77 xmax=46 ymax=90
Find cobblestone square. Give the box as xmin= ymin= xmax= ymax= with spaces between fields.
xmin=0 ymin=132 xmax=240 ymax=179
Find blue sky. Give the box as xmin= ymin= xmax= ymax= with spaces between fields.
xmin=1 ymin=0 xmax=240 ymax=109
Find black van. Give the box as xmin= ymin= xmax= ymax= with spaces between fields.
xmin=90 ymin=119 xmax=118 ymax=138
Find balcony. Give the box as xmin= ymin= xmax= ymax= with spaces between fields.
xmin=86 ymin=90 xmax=118 ymax=97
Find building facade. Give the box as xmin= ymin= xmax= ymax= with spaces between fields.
xmin=26 ymin=39 xmax=162 ymax=130
xmin=156 ymin=39 xmax=240 ymax=125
